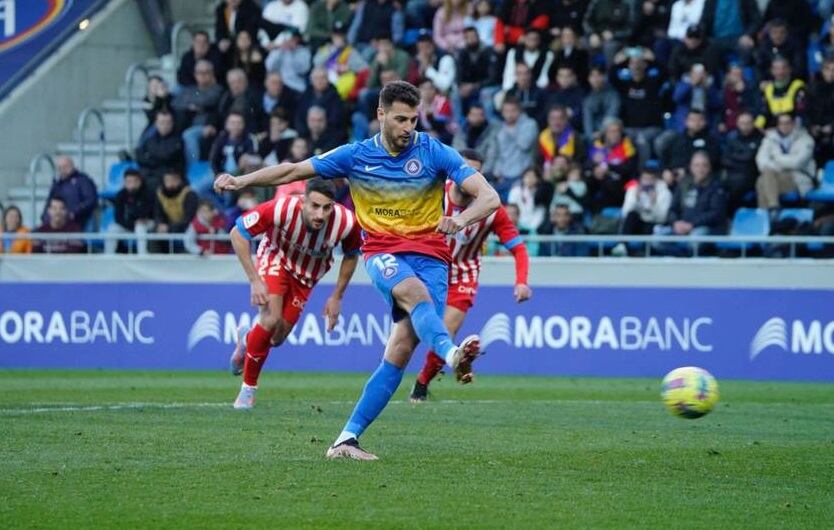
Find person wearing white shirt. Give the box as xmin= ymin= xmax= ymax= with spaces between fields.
xmin=501 ymin=28 xmax=553 ymax=91
xmin=668 ymin=0 xmax=706 ymax=41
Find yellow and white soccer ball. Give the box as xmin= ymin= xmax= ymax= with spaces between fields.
xmin=661 ymin=366 xmax=719 ymax=419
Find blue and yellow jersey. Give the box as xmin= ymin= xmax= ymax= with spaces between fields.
xmin=310 ymin=131 xmax=476 ymax=262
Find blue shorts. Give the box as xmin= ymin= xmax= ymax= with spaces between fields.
xmin=365 ymin=252 xmax=449 ymax=322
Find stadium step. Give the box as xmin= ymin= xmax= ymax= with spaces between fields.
xmin=71 ymin=108 xmax=148 ymax=145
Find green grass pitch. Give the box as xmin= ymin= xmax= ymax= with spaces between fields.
xmin=1 ymin=371 xmax=832 ymax=529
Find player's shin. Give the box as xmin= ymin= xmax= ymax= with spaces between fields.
xmin=242 ymin=323 xmax=273 ymax=387
xmin=336 ymin=360 xmax=404 ymax=444
xmin=409 ymin=301 xmax=457 ymax=365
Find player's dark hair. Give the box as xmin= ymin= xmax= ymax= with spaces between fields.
xmin=459 ymin=149 xmax=484 ymax=164
xmin=379 ymin=81 xmax=420 ymax=109
xmin=306 ymin=177 xmax=337 ymax=200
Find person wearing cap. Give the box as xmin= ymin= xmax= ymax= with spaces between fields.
xmin=583 ymin=0 xmax=635 ymax=63
xmin=313 ymin=21 xmax=369 ymax=102
xmin=263 ymin=26 xmax=312 ymax=93
xmin=755 ymin=18 xmax=807 ymax=80
xmin=307 ymin=0 xmax=352 ymax=50
xmin=667 ymin=0 xmax=706 ymax=42
xmin=668 ymin=25 xmax=720 ymax=80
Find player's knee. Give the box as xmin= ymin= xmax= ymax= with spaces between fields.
xmin=271 ymin=322 xmax=291 ymax=346
xmin=392 ymin=279 xmax=432 ymax=311
xmin=259 ymin=313 xmax=281 ymax=332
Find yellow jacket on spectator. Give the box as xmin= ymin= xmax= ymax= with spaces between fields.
xmin=1 ymin=226 xmax=33 ymax=254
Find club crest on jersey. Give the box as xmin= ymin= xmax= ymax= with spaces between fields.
xmin=404 ymin=158 xmax=423 ymax=176
xmin=243 ymin=211 xmax=260 ymax=228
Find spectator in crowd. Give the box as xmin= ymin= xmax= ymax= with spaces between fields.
xmin=307 ymin=0 xmax=352 ymax=50
xmin=1 ymin=206 xmax=33 ymax=254
xmin=659 ymin=110 xmax=721 ymax=186
xmin=698 ymin=0 xmax=759 ymax=61
xmin=418 ymin=78 xmax=456 ymax=144
xmin=413 ymin=30 xmax=457 ymax=94
xmin=757 ymin=56 xmax=807 ymax=128
xmin=583 ymin=0 xmax=635 ymax=62
xmin=755 ymin=112 xmax=815 ymax=210
xmin=549 ymin=161 xmax=590 ymax=216
xmin=452 ymin=103 xmax=499 ymax=171
xmin=537 ymin=105 xmax=585 ymax=181
xmin=537 ymin=204 xmax=589 ymax=257
xmin=499 ymin=202 xmax=538 ymax=255
xmin=152 ymin=170 xmax=198 ymax=254
xmin=610 ymin=47 xmax=666 ymax=162
xmin=228 ymin=30 xmax=266 ymax=88
xmin=135 ymin=110 xmax=185 ymax=192
xmin=721 ymin=110 xmax=763 ymax=212
xmin=224 ymin=190 xmax=258 ymax=231
xmin=663 ymin=150 xmax=728 ymax=238
xmin=274 ymin=137 xmax=312 ymax=198
xmin=351 ymin=68 xmax=401 ymax=141
xmin=295 ymin=67 xmax=345 ymax=136
xmin=632 ymin=0 xmax=673 ymax=61
xmin=670 ymin=63 xmax=722 ymax=130
xmin=508 ymin=167 xmax=552 ymax=233
xmin=490 ymin=97 xmax=539 ymax=200
xmin=501 ymin=28 xmax=553 ymax=92
xmin=587 ymin=117 xmax=637 ymax=216
xmin=350 ymin=0 xmax=400 ymax=45
xmin=366 ymin=35 xmax=412 ymax=91
xmin=172 ymin=60 xmax=225 ymax=162
xmin=548 ymin=0 xmax=589 ymax=39
xmin=258 ymin=107 xmax=299 ymax=166
xmin=218 ymin=68 xmax=261 ymax=130
xmin=761 ymin=0 xmax=816 ymax=46
xmin=42 ymin=156 xmax=97 ymax=230
xmin=756 ymin=18 xmax=807 ymax=80
xmin=501 ymin=62 xmax=547 ymax=123
xmin=456 ymin=26 xmax=501 ymax=117
xmin=305 ymin=105 xmax=345 ymax=154
xmin=210 ymin=111 xmax=260 ymax=177
xmin=178 ymin=31 xmax=225 ymax=88
xmin=807 ymin=57 xmax=834 ymax=166
xmin=261 ymin=0 xmax=310 ymax=37
xmin=141 ymin=75 xmax=173 ymax=143
xmin=666 ymin=0 xmax=705 ymax=42
xmin=260 ymin=72 xmax=299 ymax=128
xmin=263 ymin=27 xmax=312 ymax=93
xmin=465 ymin=0 xmax=499 ymax=48
xmin=215 ymin=0 xmax=262 ymax=55
xmin=312 ymin=21 xmax=369 ymax=102
xmin=33 ymin=197 xmax=86 ymax=254
xmin=582 ymin=65 xmax=620 ymax=142
xmin=545 ymin=66 xmax=585 ymax=130
xmin=549 ymin=27 xmax=589 ymax=89
xmin=615 ymin=164 xmax=673 ymax=249
xmin=668 ymin=25 xmax=720 ymax=81
xmin=721 ymin=63 xmax=760 ymax=132
xmin=184 ymin=200 xmax=232 ymax=256
xmin=433 ymin=0 xmax=468 ymax=52
xmin=495 ymin=0 xmax=549 ymax=51
xmin=105 ymin=169 xmax=153 ymax=255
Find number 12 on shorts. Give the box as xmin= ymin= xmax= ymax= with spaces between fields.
xmin=372 ymin=254 xmax=399 ymax=280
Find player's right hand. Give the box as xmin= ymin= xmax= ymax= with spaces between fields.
xmin=250 ymin=279 xmax=269 ymax=306
xmin=214 ymin=173 xmax=241 ymax=193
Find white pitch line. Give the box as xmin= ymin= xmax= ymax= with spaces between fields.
xmin=0 ymin=402 xmax=228 ymax=415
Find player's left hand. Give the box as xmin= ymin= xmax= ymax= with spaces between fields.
xmin=514 ymin=284 xmax=532 ymax=303
xmin=436 ymin=216 xmax=466 ymax=234
xmin=323 ymin=296 xmax=342 ymax=332
xmin=214 ymin=173 xmax=241 ymax=193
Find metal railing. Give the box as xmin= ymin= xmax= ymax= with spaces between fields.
xmin=3 ymin=232 xmax=834 ymax=258
xmin=124 ymin=62 xmax=150 ymax=150
xmin=77 ymin=107 xmax=106 ymax=189
xmin=170 ymin=21 xmax=192 ymax=76
xmin=26 ymin=153 xmax=56 ymax=226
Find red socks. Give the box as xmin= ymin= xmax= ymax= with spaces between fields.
xmin=242 ymin=323 xmax=273 ymax=387
xmin=416 ymin=351 xmax=446 ymax=385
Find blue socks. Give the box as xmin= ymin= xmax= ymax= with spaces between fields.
xmin=410 ymin=300 xmax=456 ymax=360
xmin=342 ymin=360 xmax=405 ymax=438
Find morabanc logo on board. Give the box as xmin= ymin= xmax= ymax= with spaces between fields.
xmin=0 ymin=0 xmax=67 ymax=53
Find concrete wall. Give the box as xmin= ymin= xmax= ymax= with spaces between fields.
xmin=0 ymin=0 xmax=155 ymax=199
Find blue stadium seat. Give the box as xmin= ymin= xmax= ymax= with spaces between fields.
xmin=778 ymin=208 xmax=813 ymax=224
xmin=99 ymin=205 xmax=115 ymax=233
xmin=779 ymin=191 xmax=801 ymax=205
xmin=187 ymin=161 xmax=215 ymax=195
xmin=100 ymin=161 xmax=139 ymax=200
xmin=718 ymin=208 xmax=770 ymax=251
xmin=805 ymin=160 xmax=834 ymax=202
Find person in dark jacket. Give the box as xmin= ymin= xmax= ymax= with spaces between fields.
xmin=210 ymin=112 xmax=259 ymax=176
xmin=42 ymin=156 xmax=98 ymax=230
xmin=666 ymin=151 xmax=728 ymax=235
xmin=217 ymin=68 xmax=261 ymax=131
xmin=105 ymin=169 xmax=154 ymax=254
xmin=609 ymin=49 xmax=666 ymax=161
xmin=135 ymin=110 xmax=185 ymax=191
xmin=33 ymin=197 xmax=86 ymax=254
xmin=698 ymin=0 xmax=759 ymax=61
xmin=808 ymin=57 xmax=834 ymax=167
xmin=177 ymin=31 xmax=225 ymax=88
xmin=259 ymin=72 xmax=299 ymax=131
xmin=172 ymin=60 xmax=226 ymax=162
xmin=667 ymin=25 xmax=721 ymax=81
xmin=304 ymin=106 xmax=345 ymax=155
xmin=152 ymin=170 xmax=198 ymax=254
xmin=659 ymin=110 xmax=721 ymax=187
xmin=294 ymin=67 xmax=345 ymax=137
xmin=537 ymin=204 xmax=590 ymax=256
xmin=351 ymin=0 xmax=398 ymax=44
xmin=214 ymin=0 xmax=262 ymax=55
xmin=761 ymin=0 xmax=816 ymax=45
xmin=456 ymin=27 xmax=501 ymax=116
xmin=755 ymin=18 xmax=807 ymax=80
xmin=721 ymin=110 xmax=763 ymax=213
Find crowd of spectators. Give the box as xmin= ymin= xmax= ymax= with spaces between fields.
xmin=4 ymin=0 xmax=834 ymax=256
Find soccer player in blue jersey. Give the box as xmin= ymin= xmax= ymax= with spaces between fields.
xmin=215 ymin=81 xmax=500 ymax=460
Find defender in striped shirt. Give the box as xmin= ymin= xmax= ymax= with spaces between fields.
xmin=228 ymin=179 xmax=361 ymax=409
xmin=410 ymin=150 xmax=532 ymax=401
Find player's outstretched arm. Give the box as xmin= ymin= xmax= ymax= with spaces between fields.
xmin=230 ymin=227 xmax=268 ymax=306
xmin=214 ymin=160 xmax=316 ymax=193
xmin=438 ymin=172 xmax=500 ymax=234
xmin=323 ymin=253 xmax=359 ymax=332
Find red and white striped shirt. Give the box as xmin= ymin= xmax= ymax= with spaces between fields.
xmin=237 ymin=196 xmax=361 ymax=287
xmin=445 ymin=182 xmax=525 ymax=284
